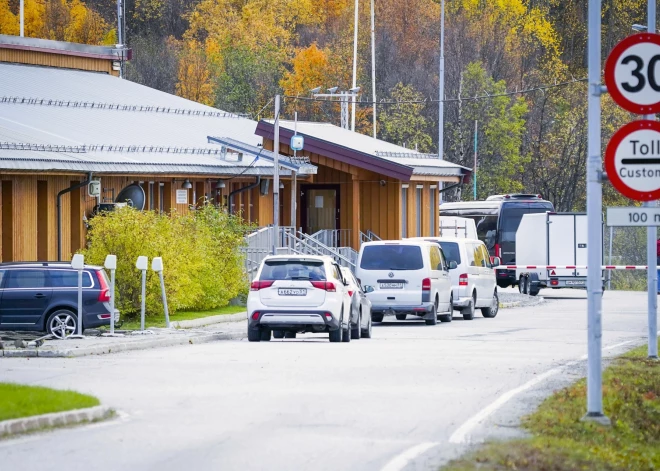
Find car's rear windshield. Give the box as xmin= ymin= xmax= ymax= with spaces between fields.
xmin=360 ymin=245 xmax=424 ymax=270
xmin=260 ymin=260 xmax=326 ymax=281
xmin=437 ymin=242 xmax=461 ymax=265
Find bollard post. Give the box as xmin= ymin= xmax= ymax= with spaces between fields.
xmin=71 ymin=254 xmax=85 ymax=338
xmin=151 ymin=257 xmax=170 ymax=328
xmin=136 ymin=256 xmax=148 ymax=331
xmin=104 ymin=255 xmax=117 ymax=335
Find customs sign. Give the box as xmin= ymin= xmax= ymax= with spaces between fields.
xmin=604 ymin=120 xmax=660 ymax=201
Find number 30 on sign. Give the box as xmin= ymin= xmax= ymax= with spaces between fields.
xmin=605 ymin=33 xmax=660 ymax=114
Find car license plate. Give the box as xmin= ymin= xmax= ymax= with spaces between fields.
xmin=380 ymin=283 xmax=404 ymax=289
xmin=565 ymin=280 xmax=585 ymax=286
xmin=278 ymin=288 xmax=307 ymax=296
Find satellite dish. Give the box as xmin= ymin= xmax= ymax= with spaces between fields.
xmin=115 ymin=183 xmax=145 ymax=210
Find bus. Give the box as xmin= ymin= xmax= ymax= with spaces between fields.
xmin=439 ymin=194 xmax=554 ymax=288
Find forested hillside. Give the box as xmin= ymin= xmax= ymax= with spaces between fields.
xmin=0 ymin=0 xmax=648 ymax=210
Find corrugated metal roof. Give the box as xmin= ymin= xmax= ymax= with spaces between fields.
xmin=0 ymin=63 xmax=286 ymax=175
xmin=271 ymin=121 xmax=469 ymax=177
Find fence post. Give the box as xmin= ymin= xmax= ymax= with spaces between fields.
xmin=152 ymin=257 xmax=170 ymax=328
xmin=104 ymin=255 xmax=117 ymax=335
xmin=71 ymin=254 xmax=85 ymax=338
xmin=136 ymin=256 xmax=148 ymax=331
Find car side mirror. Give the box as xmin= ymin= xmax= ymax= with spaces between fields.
xmin=448 ymin=261 xmax=458 ymax=270
xmin=363 ymin=285 xmax=375 ymax=294
xmin=490 ymin=257 xmax=501 ymax=267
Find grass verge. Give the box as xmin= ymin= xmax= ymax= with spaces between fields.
xmin=0 ymin=383 xmax=100 ymax=422
xmin=443 ymin=340 xmax=660 ymax=470
xmin=118 ymin=304 xmax=246 ymax=330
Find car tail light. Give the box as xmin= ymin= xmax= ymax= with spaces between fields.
xmin=348 ymin=290 xmax=354 ymax=297
xmin=96 ymin=270 xmax=111 ymax=302
xmin=324 ymin=312 xmax=333 ymax=320
xmin=251 ymin=311 xmax=260 ymax=320
xmin=311 ymin=281 xmax=336 ymax=292
xmin=250 ymin=280 xmax=274 ymax=291
xmin=459 ymin=274 xmax=468 ymax=286
xmin=97 ymin=314 xmax=111 ymax=319
xmin=494 ymin=243 xmax=501 ymax=258
xmin=422 ymin=278 xmax=431 ymax=291
xmin=550 ymin=279 xmax=559 ymax=286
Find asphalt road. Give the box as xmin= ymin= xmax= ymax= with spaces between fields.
xmin=0 ymin=289 xmax=654 ymax=471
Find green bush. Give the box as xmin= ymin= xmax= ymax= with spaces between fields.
xmin=81 ymin=203 xmax=251 ymax=317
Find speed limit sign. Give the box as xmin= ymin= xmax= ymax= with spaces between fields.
xmin=605 ymin=33 xmax=660 ymax=114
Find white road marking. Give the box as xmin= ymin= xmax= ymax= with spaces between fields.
xmin=449 ymin=338 xmax=644 ymax=445
xmin=380 ymin=441 xmax=439 ymax=471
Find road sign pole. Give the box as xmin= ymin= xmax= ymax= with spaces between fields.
xmin=645 ymin=0 xmax=658 ymax=360
xmin=584 ymin=0 xmax=609 ymax=424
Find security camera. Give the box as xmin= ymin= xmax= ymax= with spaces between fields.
xmin=310 ymin=86 xmax=322 ymax=94
xmin=349 ymin=86 xmax=361 ymax=94
xmin=379 ymin=180 xmax=386 ymax=186
xmin=327 ymin=86 xmax=339 ymax=94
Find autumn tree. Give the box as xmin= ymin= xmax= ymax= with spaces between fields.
xmin=378 ymin=83 xmax=433 ymax=152
xmin=176 ymin=40 xmax=215 ymax=106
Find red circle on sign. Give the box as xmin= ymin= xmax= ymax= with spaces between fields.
xmin=604 ymin=33 xmax=660 ymax=115
xmin=605 ymin=120 xmax=660 ymax=201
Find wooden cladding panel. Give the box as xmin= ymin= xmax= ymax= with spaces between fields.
xmin=0 ymin=50 xmax=117 ymax=76
xmin=37 ymin=180 xmax=48 ymax=260
xmin=1 ymin=180 xmax=12 ymax=261
xmin=359 ymin=178 xmax=401 ymax=242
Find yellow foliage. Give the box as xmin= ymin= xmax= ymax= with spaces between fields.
xmin=0 ymin=0 xmax=19 ymax=35
xmin=176 ymin=41 xmax=215 ymax=106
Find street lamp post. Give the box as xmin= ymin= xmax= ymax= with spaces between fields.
xmin=438 ymin=0 xmax=445 ymax=202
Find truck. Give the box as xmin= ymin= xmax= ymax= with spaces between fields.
xmin=514 ymin=212 xmax=590 ymax=296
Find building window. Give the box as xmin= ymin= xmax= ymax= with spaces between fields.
xmin=401 ymin=186 xmax=408 ymax=238
xmin=416 ymin=186 xmax=423 ymax=236
xmin=429 ymin=186 xmax=436 ymax=236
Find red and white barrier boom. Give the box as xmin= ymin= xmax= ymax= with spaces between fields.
xmin=495 ymin=265 xmax=648 ymax=270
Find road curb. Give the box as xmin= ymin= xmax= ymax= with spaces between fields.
xmin=0 ymin=331 xmax=247 ymax=358
xmin=0 ymin=405 xmax=113 ymax=438
xmin=172 ymin=312 xmax=246 ymax=328
xmin=499 ymin=296 xmax=545 ymax=309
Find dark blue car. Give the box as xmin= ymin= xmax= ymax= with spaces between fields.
xmin=0 ymin=262 xmax=118 ymax=338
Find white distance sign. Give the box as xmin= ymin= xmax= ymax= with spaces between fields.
xmin=605 ymin=33 xmax=660 ymax=114
xmin=604 ymin=120 xmax=660 ymax=201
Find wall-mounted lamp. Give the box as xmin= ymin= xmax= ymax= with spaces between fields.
xmin=279 ymin=181 xmax=284 ymax=189
xmin=214 ymin=180 xmax=226 ymax=189
xmin=181 ymin=179 xmax=192 ymax=189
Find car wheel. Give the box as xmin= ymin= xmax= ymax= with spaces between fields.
xmin=247 ymin=327 xmax=261 ymax=342
xmin=361 ymin=313 xmax=372 ymax=338
xmin=284 ymin=331 xmax=296 ymax=339
xmin=329 ymin=312 xmax=343 ymax=343
xmin=395 ymin=314 xmax=407 ymax=321
xmin=260 ymin=329 xmax=271 ymax=341
xmin=425 ymin=303 xmax=438 ymax=325
xmin=342 ymin=315 xmax=351 ymax=343
xmin=372 ymin=313 xmax=384 ymax=323
xmin=47 ymin=309 xmax=78 ymax=339
xmin=351 ymin=312 xmax=362 ymax=339
xmin=481 ymin=290 xmax=499 ymax=318
xmin=462 ymin=293 xmax=476 ymax=320
xmin=273 ymin=330 xmax=285 ymax=339
xmin=439 ymin=296 xmax=453 ymax=322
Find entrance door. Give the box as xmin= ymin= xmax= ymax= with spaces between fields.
xmin=301 ymin=185 xmax=340 ymax=235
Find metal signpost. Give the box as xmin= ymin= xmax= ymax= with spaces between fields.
xmin=273 ymin=95 xmax=280 ymax=256
xmin=71 ymin=254 xmax=85 ymax=338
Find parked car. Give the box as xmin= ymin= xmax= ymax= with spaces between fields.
xmin=0 ymin=262 xmax=119 ymax=339
xmin=355 ymin=240 xmax=453 ymax=325
xmin=340 ymin=266 xmax=373 ymax=339
xmin=410 ymin=237 xmax=499 ymax=320
xmin=246 ymin=255 xmax=353 ymax=342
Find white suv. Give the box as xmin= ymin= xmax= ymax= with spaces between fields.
xmin=411 ymin=237 xmax=499 ymax=320
xmin=246 ymin=255 xmax=354 ymax=342
xmin=355 ymin=241 xmax=453 ymax=325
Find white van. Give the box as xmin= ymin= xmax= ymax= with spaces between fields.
xmin=409 ymin=237 xmax=499 ymax=320
xmin=355 ymin=240 xmax=453 ymax=325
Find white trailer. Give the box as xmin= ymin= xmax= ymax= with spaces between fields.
xmin=515 ymin=212 xmax=589 ymax=295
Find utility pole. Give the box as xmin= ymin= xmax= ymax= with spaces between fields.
xmin=352 ymin=0 xmax=359 ymax=131
xmin=473 ymin=120 xmax=478 ymax=200
xmin=117 ymin=0 xmax=123 ymax=78
xmin=273 ymin=95 xmax=280 ymax=255
xmin=438 ymin=0 xmax=445 ymax=202
xmin=370 ymin=0 xmax=376 ymax=138
xmin=584 ymin=0 xmax=608 ymax=424
xmin=20 ymin=0 xmax=24 ymax=36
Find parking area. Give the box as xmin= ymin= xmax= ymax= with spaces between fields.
xmin=0 ymin=288 xmax=651 ymax=471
